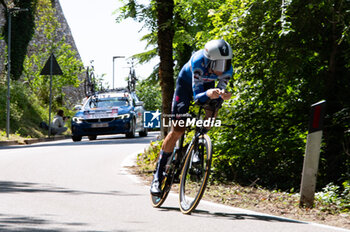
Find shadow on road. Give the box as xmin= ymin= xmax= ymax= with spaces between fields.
xmin=0 ymin=181 xmax=140 ymax=197
xmin=0 ymin=214 xmax=107 ymax=232
xmin=0 ymin=132 xmax=159 ymax=151
xmin=159 ymin=206 xmax=306 ymax=225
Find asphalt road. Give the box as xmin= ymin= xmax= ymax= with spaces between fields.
xmin=0 ymin=132 xmax=348 ymax=232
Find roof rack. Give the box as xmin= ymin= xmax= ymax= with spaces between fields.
xmin=97 ymin=88 xmax=130 ymax=94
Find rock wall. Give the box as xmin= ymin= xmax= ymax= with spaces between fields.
xmin=0 ymin=0 xmax=85 ymax=105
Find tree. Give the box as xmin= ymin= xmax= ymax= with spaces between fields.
xmin=156 ymin=0 xmax=174 ymax=137
xmin=2 ymin=0 xmax=37 ymax=80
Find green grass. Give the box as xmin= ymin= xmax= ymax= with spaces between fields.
xmin=0 ymin=81 xmax=59 ymax=140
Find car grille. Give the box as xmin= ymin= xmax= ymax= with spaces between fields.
xmin=83 ymin=126 xmax=118 ymax=132
xmin=83 ymin=118 xmax=115 ymax=123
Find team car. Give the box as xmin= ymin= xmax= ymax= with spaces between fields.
xmin=71 ymin=89 xmax=147 ymax=142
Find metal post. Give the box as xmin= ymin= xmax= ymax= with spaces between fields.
xmin=112 ymin=57 xmax=115 ymax=89
xmin=112 ymin=56 xmax=125 ymax=89
xmin=48 ymin=54 xmax=53 ymax=138
xmin=6 ymin=10 xmax=11 ymax=138
xmin=300 ymin=100 xmax=326 ymax=208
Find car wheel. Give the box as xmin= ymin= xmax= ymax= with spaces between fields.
xmin=126 ymin=118 xmax=136 ymax=138
xmin=72 ymin=135 xmax=82 ymax=142
xmin=139 ymin=128 xmax=148 ymax=137
xmin=88 ymin=135 xmax=97 ymax=141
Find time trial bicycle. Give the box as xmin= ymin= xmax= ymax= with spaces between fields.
xmin=151 ymin=99 xmax=223 ymax=214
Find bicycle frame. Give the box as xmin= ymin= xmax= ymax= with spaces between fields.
xmin=173 ymin=102 xmax=217 ymax=180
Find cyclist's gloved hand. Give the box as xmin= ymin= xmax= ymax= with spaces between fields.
xmin=219 ymin=89 xmax=232 ymax=100
xmin=206 ymin=88 xmax=221 ymax=99
xmin=206 ymin=88 xmax=232 ymax=100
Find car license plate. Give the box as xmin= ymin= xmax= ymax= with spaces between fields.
xmin=91 ymin=123 xmax=108 ymax=128
xmin=86 ymin=113 xmax=117 ymax=119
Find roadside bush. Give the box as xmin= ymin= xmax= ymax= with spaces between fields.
xmin=135 ymin=78 xmax=162 ymax=111
xmin=0 ymin=81 xmax=47 ymax=138
xmin=136 ymin=140 xmax=162 ymax=173
xmin=209 ymin=97 xmax=307 ymax=191
xmin=315 ymin=181 xmax=350 ymax=213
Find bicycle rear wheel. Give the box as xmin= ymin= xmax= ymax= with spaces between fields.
xmin=179 ymin=134 xmax=212 ymax=214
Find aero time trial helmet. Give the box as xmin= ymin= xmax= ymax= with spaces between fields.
xmin=204 ymin=39 xmax=232 ymax=72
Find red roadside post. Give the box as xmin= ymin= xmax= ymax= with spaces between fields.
xmin=300 ymin=100 xmax=326 ymax=208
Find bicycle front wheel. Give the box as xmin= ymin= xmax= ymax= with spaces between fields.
xmin=179 ymin=134 xmax=212 ymax=214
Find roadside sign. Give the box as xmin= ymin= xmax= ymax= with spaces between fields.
xmin=40 ymin=53 xmax=63 ymax=138
xmin=40 ymin=53 xmax=63 ymax=75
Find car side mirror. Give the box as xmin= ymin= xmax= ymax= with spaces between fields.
xmin=74 ymin=105 xmax=82 ymax=111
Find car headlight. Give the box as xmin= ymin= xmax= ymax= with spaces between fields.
xmin=72 ymin=116 xmax=84 ymax=123
xmin=117 ymin=114 xmax=130 ymax=119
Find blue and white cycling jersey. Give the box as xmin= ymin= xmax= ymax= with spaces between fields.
xmin=181 ymin=49 xmax=233 ymax=102
xmin=172 ymin=49 xmax=233 ymax=117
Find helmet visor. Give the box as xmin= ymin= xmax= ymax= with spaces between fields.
xmin=210 ymin=59 xmax=231 ymax=72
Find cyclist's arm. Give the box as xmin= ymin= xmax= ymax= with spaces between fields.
xmin=216 ymin=65 xmax=233 ymax=90
xmin=216 ymin=74 xmax=231 ymax=90
xmin=192 ymin=69 xmax=209 ymax=103
xmin=216 ymin=66 xmax=233 ymax=100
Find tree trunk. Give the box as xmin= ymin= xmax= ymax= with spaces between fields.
xmin=156 ymin=0 xmax=174 ymax=138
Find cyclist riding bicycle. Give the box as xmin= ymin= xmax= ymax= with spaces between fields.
xmin=150 ymin=39 xmax=233 ymax=195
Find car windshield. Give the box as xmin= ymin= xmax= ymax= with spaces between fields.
xmin=86 ymin=97 xmax=129 ymax=109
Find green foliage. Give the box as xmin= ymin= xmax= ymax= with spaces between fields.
xmin=172 ymin=0 xmax=226 ymax=71
xmin=2 ymin=0 xmax=37 ymax=80
xmin=115 ymin=0 xmax=226 ymax=75
xmin=115 ymin=0 xmax=159 ymax=77
xmin=0 ymin=81 xmax=48 ymax=138
xmin=119 ymin=0 xmax=350 ymax=191
xmin=22 ymin=0 xmax=83 ymax=108
xmin=135 ymin=78 xmax=162 ymax=111
xmin=202 ymin=0 xmax=350 ymax=190
xmin=136 ymin=140 xmax=163 ymax=172
xmin=315 ymin=181 xmax=350 ymax=213
xmin=209 ymin=99 xmax=307 ymax=189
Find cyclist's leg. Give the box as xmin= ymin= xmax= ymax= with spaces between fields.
xmin=150 ymin=77 xmax=191 ymax=194
xmin=151 ymin=125 xmax=185 ymax=185
xmin=161 ymin=125 xmax=185 ymax=153
xmin=154 ymin=125 xmax=186 ymax=178
xmin=162 ymin=75 xmax=192 ymax=153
